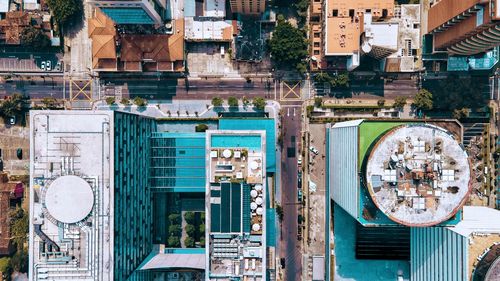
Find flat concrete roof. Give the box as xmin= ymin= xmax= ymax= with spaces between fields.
xmin=365 ymin=124 xmax=471 ymax=226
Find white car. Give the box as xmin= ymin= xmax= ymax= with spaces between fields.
xmin=40 ymin=61 xmax=45 ymax=71
xmin=309 ymin=146 xmax=319 ymax=155
xmin=46 ymin=60 xmax=51 ymax=71
xmin=298 ymin=156 xmax=302 ymax=166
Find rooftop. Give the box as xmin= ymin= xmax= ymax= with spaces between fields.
xmin=29 ymin=111 xmax=114 ymax=280
xmin=365 ymin=124 xmax=471 ymax=226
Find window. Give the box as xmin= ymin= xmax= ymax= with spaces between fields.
xmin=349 ymin=9 xmax=355 ymax=17
xmin=382 ymin=9 xmax=388 ymax=17
xmin=332 ymin=9 xmax=338 ymax=17
xmin=413 ymin=23 xmax=420 ymax=29
xmin=314 ymin=50 xmax=320 ymax=55
xmin=314 ymin=42 xmax=320 ymax=47
xmin=314 ymin=32 xmax=321 ymax=38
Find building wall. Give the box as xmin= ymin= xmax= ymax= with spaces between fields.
xmin=329 ymin=122 xmax=361 ymax=220
xmin=229 ymin=0 xmax=265 ymax=14
xmin=113 ymin=112 xmax=156 ymax=281
xmin=427 ymin=0 xmax=482 ymax=33
xmin=410 ymin=227 xmax=468 ymax=281
xmin=89 ymin=0 xmax=164 ymax=24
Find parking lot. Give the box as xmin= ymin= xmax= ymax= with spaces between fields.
xmin=0 ymin=122 xmax=29 ymax=175
xmin=0 ymin=54 xmax=62 ymax=72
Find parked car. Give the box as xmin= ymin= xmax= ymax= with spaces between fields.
xmin=297 ymin=156 xmax=302 ymax=166
xmin=16 ymin=148 xmax=22 ymax=159
xmin=298 ymin=170 xmax=302 ymax=188
xmin=46 ymin=60 xmax=51 ymax=71
xmin=41 ymin=61 xmax=46 ymax=71
xmin=298 ymin=189 xmax=303 ymax=202
xmin=0 ymin=159 xmax=3 ymax=171
xmin=309 ymin=146 xmax=319 ymax=155
xmin=280 ymin=258 xmax=286 ymax=269
xmin=8 ymin=116 xmax=15 ymax=125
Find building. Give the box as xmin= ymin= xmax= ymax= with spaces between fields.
xmin=205 ymin=130 xmax=267 ymax=280
xmin=88 ymin=9 xmax=185 ymax=72
xmin=329 ymin=120 xmax=470 ymax=227
xmin=29 ymin=111 xmax=277 ymax=280
xmin=424 ymin=0 xmax=500 ymax=72
xmin=88 ymin=0 xmax=167 ymax=25
xmin=184 ymin=0 xmax=234 ymax=42
xmin=321 ymin=0 xmax=421 ymax=71
xmin=327 ymin=119 xmax=500 ymax=281
xmin=229 ymin=0 xmax=265 ymax=15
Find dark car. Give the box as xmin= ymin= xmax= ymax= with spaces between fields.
xmin=280 ymin=258 xmax=286 ymax=269
xmin=16 ymin=148 xmax=22 ymax=159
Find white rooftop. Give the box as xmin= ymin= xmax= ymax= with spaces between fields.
xmin=366 ymin=124 xmax=471 ymax=226
xmin=185 ymin=18 xmax=232 ymax=41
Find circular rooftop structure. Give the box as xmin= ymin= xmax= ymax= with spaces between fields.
xmin=365 ymin=124 xmax=471 ymax=227
xmin=485 ymin=256 xmax=500 ymax=281
xmin=45 ymin=175 xmax=94 ymax=224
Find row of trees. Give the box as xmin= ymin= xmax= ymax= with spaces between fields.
xmin=183 ymin=212 xmax=205 ymax=248
xmin=105 ymin=96 xmax=147 ymax=107
xmin=211 ymin=97 xmax=266 ymax=111
xmin=0 ymin=207 xmax=29 ymax=278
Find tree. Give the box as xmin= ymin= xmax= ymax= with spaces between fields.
xmin=211 ymin=97 xmax=223 ymax=107
xmin=184 ymin=212 xmax=195 ymax=224
xmin=314 ymin=97 xmax=322 ymax=108
xmin=228 ymin=96 xmax=239 ymax=107
xmin=199 ymin=224 xmax=205 ymax=235
xmin=185 ymin=224 xmax=195 ymax=237
xmin=10 ymin=249 xmax=28 ymax=273
xmin=276 ymin=204 xmax=284 ymax=222
xmin=20 ymin=26 xmax=50 ymax=50
xmin=168 ymin=214 xmax=181 ymax=224
xmin=168 ymin=224 xmax=181 ymax=236
xmin=268 ymin=17 xmax=308 ymax=71
xmin=201 ymin=212 xmax=205 ymax=221
xmin=252 ymin=97 xmax=266 ymax=111
xmin=377 ymin=99 xmax=386 ymax=107
xmin=9 ymin=207 xmax=28 ymax=250
xmin=413 ymin=89 xmax=433 ymax=111
xmin=184 ymin=237 xmax=195 ymax=248
xmin=195 ymin=124 xmax=209 ymax=132
xmin=167 ymin=236 xmax=180 ymax=247
xmin=242 ymin=96 xmax=250 ymax=106
xmin=46 ymin=0 xmax=82 ymax=26
xmin=452 ymin=107 xmax=471 ymax=119
xmin=120 ymin=98 xmax=130 ymax=105
xmin=200 ymin=237 xmax=205 ymax=247
xmin=393 ymin=96 xmax=407 ymax=109
xmin=133 ymin=96 xmax=147 ymax=107
xmin=0 ymin=257 xmax=11 ymax=277
xmin=41 ymin=97 xmax=59 ymax=109
xmin=332 ymin=73 xmax=350 ymax=88
xmin=105 ymin=97 xmax=115 ymax=105
xmin=0 ymin=93 xmax=27 ymax=118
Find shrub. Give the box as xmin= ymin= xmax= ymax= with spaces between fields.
xmin=168 ymin=214 xmax=181 ymax=224
xmin=393 ymin=96 xmax=407 ymax=109
xmin=168 ymin=224 xmax=181 ymax=236
xmin=167 ymin=236 xmax=180 ymax=247
xmin=199 ymin=224 xmax=206 ymax=235
xmin=200 ymin=237 xmax=206 ymax=247
xmin=252 ymin=97 xmax=266 ymax=111
xmin=314 ymin=97 xmax=322 ymax=108
xmin=105 ymin=97 xmax=115 ymax=105
xmin=185 ymin=224 xmax=195 ymax=237
xmin=211 ymin=97 xmax=223 ymax=107
xmin=120 ymin=98 xmax=130 ymax=105
xmin=184 ymin=237 xmax=195 ymax=248
xmin=377 ymin=99 xmax=386 ymax=107
xmin=184 ymin=212 xmax=195 ymax=224
xmin=228 ymin=96 xmax=239 ymax=107
xmin=133 ymin=96 xmax=147 ymax=107
xmin=195 ymin=124 xmax=209 ymax=132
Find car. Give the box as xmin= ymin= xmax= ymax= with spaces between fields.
xmin=309 ymin=146 xmax=319 ymax=155
xmin=298 ymin=189 xmax=303 ymax=201
xmin=46 ymin=60 xmax=51 ymax=71
xmin=8 ymin=116 xmax=15 ymax=125
xmin=0 ymin=159 xmax=3 ymax=171
xmin=16 ymin=148 xmax=22 ymax=159
xmin=280 ymin=258 xmax=286 ymax=269
xmin=40 ymin=61 xmax=46 ymax=71
xmin=297 ymin=156 xmax=302 ymax=166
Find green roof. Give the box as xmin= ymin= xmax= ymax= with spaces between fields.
xmin=358 ymin=121 xmax=403 ymax=169
xmin=101 ymin=8 xmax=155 ymax=24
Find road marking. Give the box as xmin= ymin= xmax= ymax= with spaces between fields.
xmin=293 ymin=108 xmax=296 ymax=116
xmin=287 ymin=108 xmax=290 ymax=117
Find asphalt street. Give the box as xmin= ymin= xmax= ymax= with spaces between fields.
xmin=280 ymin=106 xmax=302 ymax=281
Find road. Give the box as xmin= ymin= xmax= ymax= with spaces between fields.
xmin=280 ymin=103 xmax=303 ymax=281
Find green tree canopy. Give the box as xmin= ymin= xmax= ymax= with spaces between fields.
xmin=0 ymin=93 xmax=27 ymax=118
xmin=195 ymin=124 xmax=209 ymax=132
xmin=167 ymin=236 xmax=180 ymax=247
xmin=184 ymin=212 xmax=195 ymax=224
xmin=413 ymin=89 xmax=433 ymax=111
xmin=185 ymin=224 xmax=195 ymax=237
xmin=393 ymin=96 xmax=407 ymax=109
xmin=184 ymin=237 xmax=195 ymax=248
xmin=133 ymin=96 xmax=147 ymax=107
xmin=10 ymin=207 xmax=28 ymax=250
xmin=105 ymin=97 xmax=115 ymax=105
xmin=20 ymin=26 xmax=50 ymax=49
xmin=120 ymin=97 xmax=130 ymax=105
xmin=41 ymin=97 xmax=60 ymax=109
xmin=228 ymin=96 xmax=239 ymax=107
xmin=46 ymin=0 xmax=82 ymax=26
xmin=252 ymin=97 xmax=266 ymax=111
xmin=168 ymin=214 xmax=181 ymax=224
xmin=211 ymin=97 xmax=223 ymax=107
xmin=200 ymin=237 xmax=205 ymax=247
xmin=10 ymin=249 xmax=28 ymax=273
xmin=268 ymin=18 xmax=308 ymax=71
xmin=199 ymin=224 xmax=205 ymax=235
xmin=168 ymin=224 xmax=181 ymax=236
